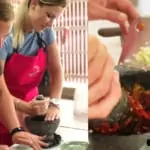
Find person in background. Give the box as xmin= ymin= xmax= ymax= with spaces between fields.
xmin=0 ymin=0 xmax=67 ymax=146
xmin=0 ymin=1 xmax=48 ymax=150
xmin=88 ymin=0 xmax=140 ymax=119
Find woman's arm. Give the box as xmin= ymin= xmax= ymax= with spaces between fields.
xmin=0 ymin=60 xmax=20 ymax=131
xmin=47 ymin=42 xmax=64 ymax=99
xmin=0 ymin=59 xmax=31 ymax=115
xmin=12 ymin=96 xmax=31 ymax=115
xmin=0 ymin=145 xmax=10 ymax=150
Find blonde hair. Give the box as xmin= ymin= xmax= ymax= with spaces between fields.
xmin=13 ymin=0 xmax=67 ymax=49
xmin=0 ymin=1 xmax=14 ymax=22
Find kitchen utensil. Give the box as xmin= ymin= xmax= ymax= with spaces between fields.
xmin=119 ymin=18 xmax=146 ymax=63
xmin=25 ymin=115 xmax=60 ymax=136
xmin=98 ymin=27 xmax=122 ymax=37
xmin=36 ymin=94 xmax=45 ymax=101
xmin=25 ymin=95 xmax=61 ymax=148
xmin=98 ymin=17 xmax=150 ymax=65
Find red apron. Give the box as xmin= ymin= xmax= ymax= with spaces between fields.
xmin=0 ymin=33 xmax=47 ymax=145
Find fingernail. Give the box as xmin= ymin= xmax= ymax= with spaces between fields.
xmin=118 ymin=13 xmax=127 ymax=21
xmin=117 ymin=13 xmax=129 ymax=33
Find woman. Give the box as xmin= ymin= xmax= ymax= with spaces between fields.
xmin=0 ymin=0 xmax=66 ymax=146
xmin=0 ymin=1 xmax=48 ymax=149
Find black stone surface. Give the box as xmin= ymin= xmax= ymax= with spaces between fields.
xmin=25 ymin=115 xmax=60 ymax=136
xmin=116 ymin=66 xmax=150 ymax=90
xmin=25 ymin=115 xmax=61 ymax=148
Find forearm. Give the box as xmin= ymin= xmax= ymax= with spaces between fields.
xmin=49 ymin=69 xmax=63 ymax=99
xmin=0 ymin=75 xmax=20 ymax=132
xmin=13 ymin=96 xmax=30 ymax=115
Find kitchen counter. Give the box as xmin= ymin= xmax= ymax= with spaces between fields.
xmin=11 ymin=99 xmax=88 ymax=150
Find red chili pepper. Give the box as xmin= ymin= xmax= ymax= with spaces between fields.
xmin=93 ymin=93 xmax=150 ymax=134
xmin=128 ymin=96 xmax=150 ymax=119
xmin=122 ymin=117 xmax=133 ymax=127
xmin=98 ymin=122 xmax=119 ymax=134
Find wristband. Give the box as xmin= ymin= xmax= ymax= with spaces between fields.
xmin=49 ymin=98 xmax=60 ymax=107
xmin=10 ymin=127 xmax=25 ymax=137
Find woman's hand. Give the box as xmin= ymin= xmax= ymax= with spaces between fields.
xmin=45 ymin=104 xmax=60 ymax=121
xmin=27 ymin=98 xmax=49 ymax=116
xmin=0 ymin=145 xmax=10 ymax=150
xmin=12 ymin=131 xmax=48 ymax=150
xmin=88 ymin=35 xmax=121 ymax=119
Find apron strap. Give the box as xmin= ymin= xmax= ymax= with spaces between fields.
xmin=13 ymin=47 xmax=18 ymax=53
xmin=13 ymin=32 xmax=47 ymax=53
xmin=6 ymin=45 xmax=19 ymax=62
xmin=36 ymin=32 xmax=47 ymax=51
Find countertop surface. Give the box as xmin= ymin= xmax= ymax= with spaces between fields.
xmin=11 ymin=99 xmax=88 ymax=150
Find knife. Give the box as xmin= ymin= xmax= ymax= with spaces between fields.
xmin=118 ymin=18 xmax=146 ymax=64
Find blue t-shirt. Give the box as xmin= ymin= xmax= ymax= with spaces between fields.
xmin=0 ymin=28 xmax=55 ymax=60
